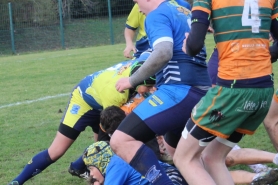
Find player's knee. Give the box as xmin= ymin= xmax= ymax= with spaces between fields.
xmin=201 ymin=153 xmax=217 ymax=167
xmin=263 ymin=117 xmax=278 ymax=133
xmin=110 ymin=130 xmax=125 ymax=153
xmin=224 ymin=156 xmax=235 ymax=167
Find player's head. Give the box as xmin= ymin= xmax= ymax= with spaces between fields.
xmin=133 ymin=0 xmax=152 ymax=15
xmin=83 ymin=141 xmax=113 ymax=184
xmin=99 ymin=105 xmax=126 ymax=136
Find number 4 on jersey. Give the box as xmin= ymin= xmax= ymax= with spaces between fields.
xmin=241 ymin=0 xmax=261 ymax=33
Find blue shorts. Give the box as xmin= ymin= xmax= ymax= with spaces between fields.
xmin=118 ymin=84 xmax=207 ymax=146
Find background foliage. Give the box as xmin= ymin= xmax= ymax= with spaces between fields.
xmin=0 ymin=0 xmax=134 ymax=55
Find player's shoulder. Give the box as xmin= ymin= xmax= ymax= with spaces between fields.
xmin=148 ymin=2 xmax=175 ymax=17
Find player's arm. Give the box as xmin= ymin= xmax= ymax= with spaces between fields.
xmin=270 ymin=40 xmax=278 ymax=63
xmin=270 ymin=17 xmax=278 ymax=40
xmin=186 ymin=10 xmax=210 ymax=56
xmin=270 ymin=0 xmax=278 ymax=39
xmin=270 ymin=3 xmax=278 ymax=63
xmin=124 ymin=27 xmax=137 ymax=58
xmin=124 ymin=4 xmax=141 ymax=58
xmin=129 ymin=41 xmax=173 ymax=87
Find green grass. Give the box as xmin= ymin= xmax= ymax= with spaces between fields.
xmin=0 ymin=34 xmax=277 ymax=184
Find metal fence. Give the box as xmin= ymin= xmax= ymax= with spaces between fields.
xmin=0 ymin=0 xmax=134 ymax=55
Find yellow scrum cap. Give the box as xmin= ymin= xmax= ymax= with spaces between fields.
xmin=82 ymin=141 xmax=114 ymax=176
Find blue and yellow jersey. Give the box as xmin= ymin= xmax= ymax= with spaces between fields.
xmin=170 ymin=0 xmax=191 ymax=10
xmin=125 ymin=4 xmax=146 ymax=41
xmin=77 ymin=52 xmax=151 ymax=110
xmin=192 ymin=0 xmax=278 ymax=80
xmin=78 ymin=61 xmax=135 ymax=110
xmin=126 ymin=1 xmax=191 ymax=41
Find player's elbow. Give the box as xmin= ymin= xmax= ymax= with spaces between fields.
xmin=186 ymin=42 xmax=204 ymax=56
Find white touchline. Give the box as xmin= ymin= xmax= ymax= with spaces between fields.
xmin=0 ymin=93 xmax=70 ymax=109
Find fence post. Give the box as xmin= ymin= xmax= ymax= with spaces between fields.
xmin=8 ymin=2 xmax=16 ymax=54
xmin=58 ymin=0 xmax=65 ymax=49
xmin=107 ymin=0 xmax=114 ymax=45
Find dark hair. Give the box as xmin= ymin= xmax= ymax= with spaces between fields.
xmin=100 ymin=106 xmax=126 ymax=135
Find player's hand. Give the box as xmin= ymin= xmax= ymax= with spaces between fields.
xmin=208 ymin=26 xmax=214 ymax=33
xmin=269 ymin=33 xmax=274 ymax=43
xmin=123 ymin=45 xmax=137 ymax=59
xmin=182 ymin=32 xmax=189 ymax=54
xmin=115 ymin=77 xmax=132 ymax=93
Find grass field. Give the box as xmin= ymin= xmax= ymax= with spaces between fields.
xmin=0 ymin=34 xmax=278 ymax=185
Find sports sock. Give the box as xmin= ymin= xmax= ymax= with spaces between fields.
xmin=249 ymin=163 xmax=269 ymax=173
xmin=70 ymin=155 xmax=86 ymax=170
xmin=231 ymin=144 xmax=241 ymax=150
xmin=252 ymin=172 xmax=262 ymax=180
xmin=130 ymin=144 xmax=173 ymax=185
xmin=12 ymin=149 xmax=54 ymax=184
xmin=252 ymin=168 xmax=272 ymax=180
xmin=273 ymin=153 xmax=278 ymax=165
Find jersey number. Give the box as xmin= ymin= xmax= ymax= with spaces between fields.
xmin=241 ymin=0 xmax=261 ymax=33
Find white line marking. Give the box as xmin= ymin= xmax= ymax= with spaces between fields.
xmin=0 ymin=93 xmax=70 ymax=109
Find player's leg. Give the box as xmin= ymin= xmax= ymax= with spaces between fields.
xmin=68 ymin=128 xmax=99 ymax=179
xmin=264 ymin=89 xmax=278 ymax=152
xmin=230 ymin=170 xmax=255 ymax=184
xmin=175 ymin=86 xmax=264 ymax=185
xmin=226 ymin=147 xmax=277 ymax=169
xmin=110 ymin=115 xmax=173 ymax=185
xmin=9 ymin=88 xmax=91 ymax=185
xmin=201 ymin=133 xmax=243 ymax=185
xmin=163 ymin=131 xmax=180 ymax=157
xmin=111 ymin=85 xmax=206 ymax=185
xmin=67 ymin=99 xmax=101 ymax=179
xmin=8 ymin=131 xmax=75 ymax=185
xmin=251 ymin=168 xmax=278 ymax=185
xmin=229 ymin=169 xmax=278 ymax=184
xmin=173 ymin=123 xmax=216 ymax=185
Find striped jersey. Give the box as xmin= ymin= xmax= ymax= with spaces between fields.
xmin=193 ymin=0 xmax=278 ymax=80
xmin=145 ymin=1 xmax=211 ymax=87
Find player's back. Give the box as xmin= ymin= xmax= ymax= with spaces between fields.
xmin=146 ymin=1 xmax=211 ymax=87
xmin=78 ymin=60 xmax=134 ymax=109
xmin=194 ymin=0 xmax=277 ymax=80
